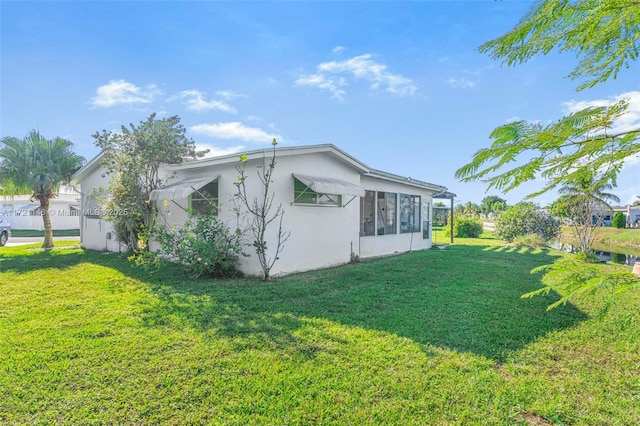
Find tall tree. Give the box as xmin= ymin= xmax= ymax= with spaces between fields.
xmin=463 ymin=201 xmax=480 ymax=216
xmin=557 ymin=171 xmax=620 ymax=254
xmin=93 ymin=113 xmax=205 ymax=251
xmin=480 ymin=195 xmax=507 ymax=216
xmin=0 ymin=131 xmax=85 ymax=248
xmin=456 ymin=0 xmax=640 ymax=198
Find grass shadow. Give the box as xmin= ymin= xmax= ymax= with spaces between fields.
xmin=3 ymin=241 xmax=590 ymax=362
xmin=263 ymin=243 xmax=588 ymax=361
xmin=0 ymin=243 xmax=88 ymax=273
xmin=102 ymin=242 xmax=587 ymax=362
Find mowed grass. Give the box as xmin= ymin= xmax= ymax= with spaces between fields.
xmin=1 ymin=240 xmax=640 ymax=424
xmin=561 ymin=227 xmax=640 ymax=251
xmin=595 ymin=226 xmax=640 ymax=244
xmin=9 ymin=229 xmax=80 ymax=237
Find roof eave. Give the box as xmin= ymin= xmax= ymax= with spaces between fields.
xmin=168 ymin=144 xmax=370 ymax=173
xmin=70 ymin=152 xmax=104 ymax=185
xmin=364 ymin=170 xmax=447 ymax=193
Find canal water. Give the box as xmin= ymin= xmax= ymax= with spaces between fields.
xmin=551 ymin=242 xmax=638 ymax=267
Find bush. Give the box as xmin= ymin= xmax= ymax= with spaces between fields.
xmin=495 ymin=202 xmax=561 ymax=242
xmin=444 ymin=215 xmax=483 ymax=238
xmin=154 ymin=211 xmax=246 ymax=278
xmin=512 ymin=233 xmax=546 ymax=248
xmin=612 ymin=211 xmax=626 ymax=229
xmin=611 ymin=252 xmax=627 ymax=264
xmin=574 ymin=250 xmax=601 ymax=263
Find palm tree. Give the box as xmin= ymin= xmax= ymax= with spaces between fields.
xmin=558 ymin=171 xmax=620 ymax=254
xmin=0 ymin=131 xmax=85 ymax=248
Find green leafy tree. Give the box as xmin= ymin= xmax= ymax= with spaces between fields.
xmin=453 ymin=0 xmax=640 ymax=312
xmin=548 ymin=195 xmax=574 ymax=221
xmin=612 ymin=211 xmax=626 ymax=229
xmin=93 ymin=113 xmax=205 ymax=251
xmin=455 ymin=0 xmax=640 ymax=199
xmin=0 ymin=131 xmax=84 ymax=248
xmin=523 ymin=258 xmax=639 ymax=315
xmin=480 ymin=195 xmax=507 ymax=217
xmin=463 ymin=201 xmax=480 ymax=216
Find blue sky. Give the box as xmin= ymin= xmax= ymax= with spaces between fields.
xmin=2 ymin=1 xmax=639 ymax=205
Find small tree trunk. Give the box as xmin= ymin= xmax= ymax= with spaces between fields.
xmin=40 ymin=197 xmax=54 ymax=249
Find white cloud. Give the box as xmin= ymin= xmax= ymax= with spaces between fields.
xmin=295 ymin=53 xmax=416 ymax=100
xmin=179 ymin=90 xmax=236 ymax=113
xmin=197 ymin=144 xmax=246 ymax=158
xmin=91 ymin=80 xmax=161 ymax=107
xmin=562 ymin=91 xmax=640 ymax=134
xmin=265 ymin=77 xmax=280 ymax=88
xmin=446 ymin=78 xmax=476 ymax=89
xmin=462 ymin=65 xmax=493 ymax=77
xmin=295 ymin=73 xmax=347 ymax=101
xmin=562 ymin=91 xmax=640 ymax=169
xmin=190 ymin=122 xmax=281 ymax=143
xmin=215 ymin=90 xmax=247 ymax=100
xmin=332 ymin=46 xmax=346 ymax=54
xmin=625 ymin=154 xmax=640 ymax=165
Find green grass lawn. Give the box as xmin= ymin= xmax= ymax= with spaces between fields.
xmin=561 ymin=226 xmax=640 ymax=254
xmin=1 ymin=239 xmax=639 ymax=424
xmin=9 ymin=229 xmax=80 ymax=237
xmin=590 ymin=227 xmax=640 ymax=250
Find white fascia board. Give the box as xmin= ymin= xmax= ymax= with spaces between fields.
xmin=364 ymin=171 xmax=447 ymax=194
xmin=70 ymin=152 xmax=104 ymax=185
xmin=167 ymin=144 xmax=370 ymax=173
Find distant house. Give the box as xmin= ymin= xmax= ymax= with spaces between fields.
xmin=590 ymin=205 xmax=640 ymax=227
xmin=71 ymin=144 xmax=449 ymax=277
xmin=0 ymin=186 xmax=80 ymax=230
xmin=612 ymin=205 xmax=640 ymax=227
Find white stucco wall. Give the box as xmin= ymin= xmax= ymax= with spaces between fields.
xmin=78 ymin=164 xmax=121 ymax=252
xmin=76 ymin=146 xmax=444 ymax=276
xmin=157 ymin=151 xmax=361 ymax=277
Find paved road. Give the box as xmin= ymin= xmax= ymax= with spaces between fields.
xmin=3 ymin=236 xmax=79 ymax=247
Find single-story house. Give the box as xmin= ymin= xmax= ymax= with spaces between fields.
xmin=71 ymin=144 xmax=451 ymax=277
xmin=612 ymin=205 xmax=640 ymax=227
xmin=0 ymin=186 xmax=81 ymax=230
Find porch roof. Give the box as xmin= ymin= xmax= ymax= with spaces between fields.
xmin=292 ymin=174 xmax=365 ymax=197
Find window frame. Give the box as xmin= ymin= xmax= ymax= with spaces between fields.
xmin=422 ymin=201 xmax=431 ymax=239
xmin=377 ymin=191 xmax=397 ymax=236
xmin=360 ymin=190 xmax=376 ymax=236
xmin=399 ymin=194 xmax=421 ymax=234
xmin=189 ymin=180 xmax=219 ymax=215
xmin=293 ymin=178 xmax=342 ymax=207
